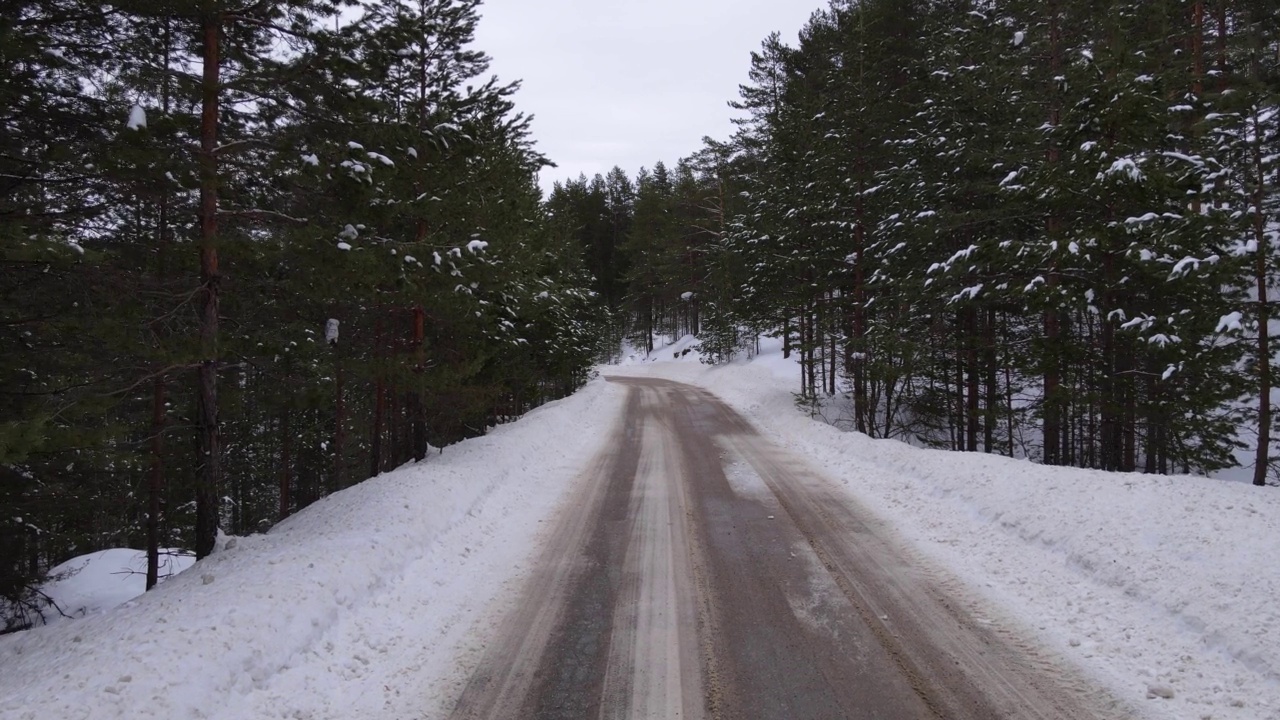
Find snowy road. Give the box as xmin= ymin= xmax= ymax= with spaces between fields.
xmin=448 ymin=377 xmax=1120 ymax=719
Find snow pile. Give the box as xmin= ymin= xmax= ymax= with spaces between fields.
xmin=617 ymin=333 xmax=703 ymax=365
xmin=615 ymin=338 xmax=1280 ymax=720
xmin=0 ymin=377 xmax=625 ymax=720
xmin=34 ymin=549 xmax=194 ymax=626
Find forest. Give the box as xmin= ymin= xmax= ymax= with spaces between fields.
xmin=2 ymin=0 xmax=1278 ymax=629
xmin=550 ymin=0 xmax=1280 ymax=483
xmin=1 ymin=0 xmax=607 ymax=628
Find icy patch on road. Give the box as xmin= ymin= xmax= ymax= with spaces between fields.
xmin=720 ymin=448 xmax=772 ymax=500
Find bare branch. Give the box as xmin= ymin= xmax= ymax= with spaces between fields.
xmin=223 ymin=14 xmax=313 ymax=40
xmin=211 ymin=138 xmax=271 ymax=157
xmin=106 ymin=364 xmax=202 ymax=399
xmin=0 ymin=314 xmax=61 ymax=326
xmin=218 ymin=209 xmax=309 ymax=225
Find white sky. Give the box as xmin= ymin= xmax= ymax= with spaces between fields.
xmin=473 ymin=0 xmax=826 ymax=192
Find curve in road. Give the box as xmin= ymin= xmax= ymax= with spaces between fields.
xmin=449 ymin=377 xmax=1129 ymax=720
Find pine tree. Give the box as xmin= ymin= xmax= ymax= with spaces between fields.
xmin=1 ymin=0 xmax=612 ymax=629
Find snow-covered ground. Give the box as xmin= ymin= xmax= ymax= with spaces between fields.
xmin=0 ymin=379 xmax=626 ymax=720
xmin=617 ymin=335 xmax=1280 ymax=720
xmin=30 ymin=548 xmax=195 ymax=627
xmin=2 ymin=334 xmax=1277 ymax=720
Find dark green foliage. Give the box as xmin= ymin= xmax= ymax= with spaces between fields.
xmin=698 ymin=0 xmax=1268 ymax=472
xmin=563 ymin=0 xmax=1277 ymax=484
xmin=0 ymin=0 xmax=607 ymax=625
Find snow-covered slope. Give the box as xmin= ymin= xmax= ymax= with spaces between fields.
xmin=0 ymin=378 xmax=626 ymax=720
xmin=616 ymin=336 xmax=1280 ymax=720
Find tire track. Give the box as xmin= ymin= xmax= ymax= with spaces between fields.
xmin=447 ymin=377 xmax=1130 ymax=719
xmin=447 ymin=388 xmax=643 ymax=719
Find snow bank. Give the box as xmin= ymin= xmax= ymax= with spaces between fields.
xmin=34 ymin=548 xmax=194 ymax=626
xmin=617 ymin=333 xmax=704 ymax=365
xmin=615 ymin=338 xmax=1280 ymax=720
xmin=0 ymin=377 xmax=625 ymax=720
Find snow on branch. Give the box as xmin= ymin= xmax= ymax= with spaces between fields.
xmin=126 ymin=104 xmax=146 ymax=130
xmin=1098 ymin=157 xmax=1144 ymax=183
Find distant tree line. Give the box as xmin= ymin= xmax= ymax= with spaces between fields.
xmin=551 ymin=0 xmax=1280 ymax=485
xmin=1 ymin=0 xmax=604 ymax=630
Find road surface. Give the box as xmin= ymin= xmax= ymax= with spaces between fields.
xmin=449 ymin=377 xmax=1125 ymax=719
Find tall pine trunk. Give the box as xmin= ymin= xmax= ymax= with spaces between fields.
xmin=194 ymin=14 xmax=222 ymax=560
xmin=983 ymin=306 xmax=997 ymax=453
xmin=1121 ymin=341 xmax=1136 ymax=472
xmin=1042 ymin=0 xmax=1063 ymax=465
xmin=332 ymin=335 xmax=345 ymax=490
xmin=853 ymin=181 xmax=869 ymax=433
xmin=1144 ymin=359 xmax=1160 ymax=474
xmin=279 ymin=408 xmax=292 ymax=520
xmin=146 ymin=21 xmax=172 ymax=587
xmin=412 ymin=306 xmax=426 ymax=462
xmin=1253 ymin=115 xmax=1271 ymax=487
xmin=371 ymin=312 xmax=384 ymax=476
xmin=965 ymin=308 xmax=979 ymax=452
xmin=1215 ymin=0 xmax=1228 ymax=90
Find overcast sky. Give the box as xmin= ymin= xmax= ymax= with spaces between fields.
xmin=472 ymin=0 xmax=826 ymax=192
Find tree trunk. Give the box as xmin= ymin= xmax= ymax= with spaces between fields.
xmin=1123 ymin=358 xmax=1136 ymax=471
xmin=984 ymin=306 xmax=997 ymax=453
xmin=955 ymin=331 xmax=965 ymax=451
xmin=1044 ymin=303 xmax=1061 ymax=464
xmin=816 ymin=293 xmax=826 ymax=395
xmin=1004 ymin=313 xmax=1016 ymax=458
xmin=1215 ymin=0 xmax=1228 ymax=91
xmin=194 ymin=15 xmax=222 ymax=560
xmin=388 ymin=383 xmax=400 ymax=466
xmin=1254 ymin=118 xmax=1271 ymax=487
xmin=412 ymin=306 xmax=426 ymax=462
xmin=804 ymin=301 xmax=816 ymax=398
xmin=882 ymin=364 xmax=895 ymax=439
xmin=1100 ymin=316 xmax=1119 ymax=471
xmin=853 ymin=184 xmax=869 ymax=434
xmin=829 ymin=303 xmax=837 ymax=397
xmin=279 ymin=409 xmax=292 ymax=520
xmin=1192 ymin=1 xmax=1205 ymax=97
xmin=1190 ymin=1 xmax=1206 ymax=216
xmin=146 ymin=377 xmax=165 ymax=590
xmin=646 ymin=301 xmax=654 ymax=354
xmin=966 ymin=308 xmax=979 ymax=452
xmin=147 ymin=25 xmax=172 ymax=587
xmin=1144 ymin=362 xmax=1159 ymax=474
xmin=332 ymin=339 xmax=345 ymax=491
xmin=1043 ymin=0 xmax=1063 ymax=466
xmin=370 ymin=313 xmax=385 ymax=478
